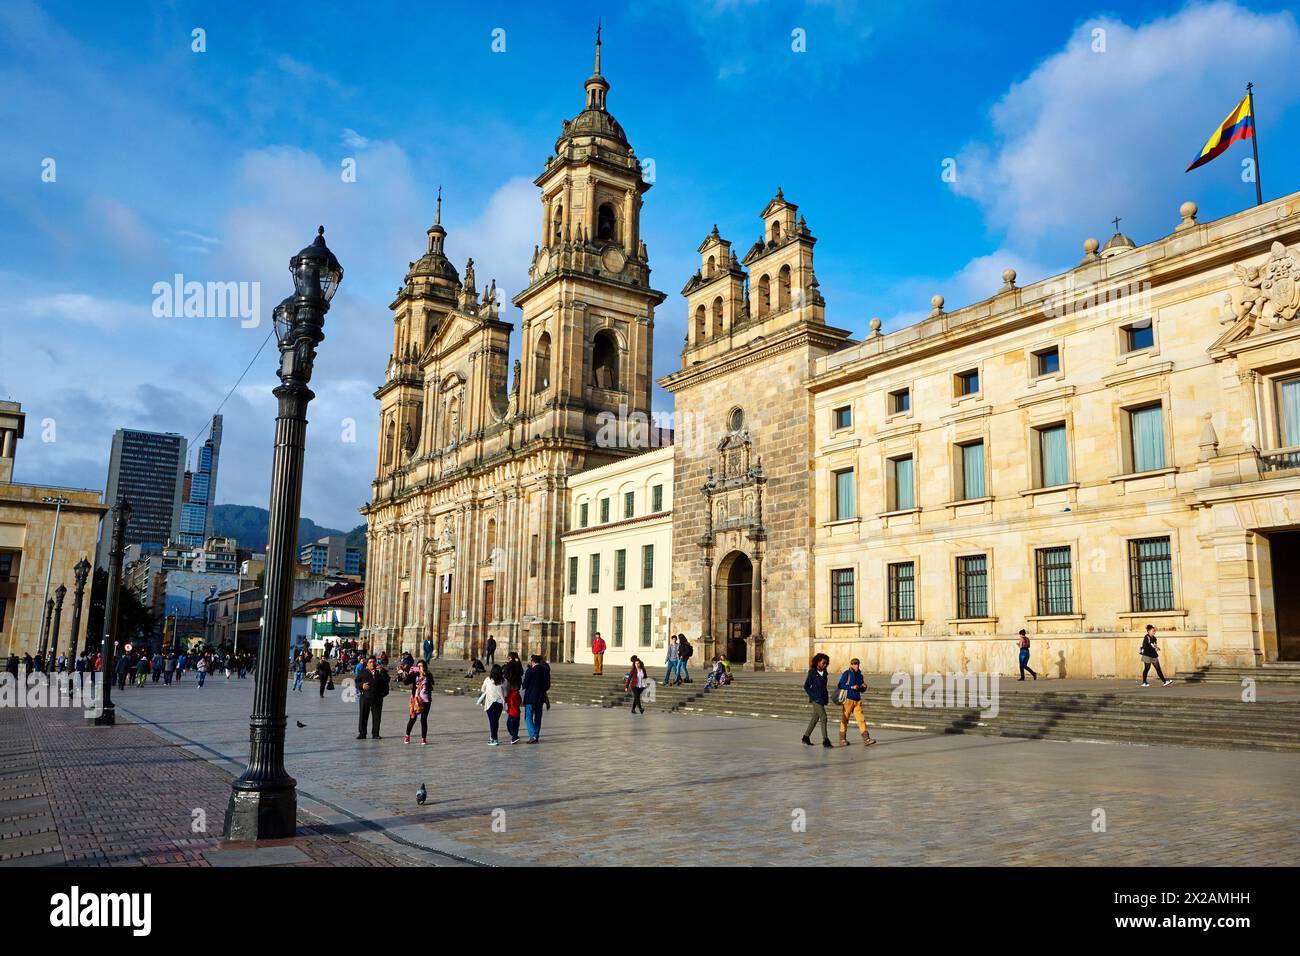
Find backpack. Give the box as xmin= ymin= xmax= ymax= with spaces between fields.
xmin=679 ymin=637 xmax=692 ymax=660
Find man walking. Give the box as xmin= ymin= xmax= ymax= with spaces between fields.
xmin=522 ymin=654 xmax=550 ymax=743
xmin=356 ymin=656 xmax=390 ymax=739
xmin=676 ymin=633 xmax=693 ymax=683
xmin=836 ymin=658 xmax=876 ymax=747
xmin=1139 ymin=625 xmax=1173 ymax=687
xmin=292 ymin=652 xmax=307 ymax=693
xmin=591 ymin=632 xmax=606 ymax=676
xmin=663 ymin=634 xmax=680 ymax=685
xmin=316 ymin=655 xmax=332 ymax=698
xmin=484 ymin=634 xmax=497 ymax=668
xmin=423 ymin=636 xmax=433 ymax=661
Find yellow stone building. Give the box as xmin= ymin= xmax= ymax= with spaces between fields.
xmin=805 ymin=195 xmax=1300 ymax=679
xmin=0 ymin=401 xmax=108 ymax=657
xmin=361 ymin=39 xmax=665 ymax=661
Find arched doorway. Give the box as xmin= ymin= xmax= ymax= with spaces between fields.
xmin=718 ymin=551 xmax=752 ymax=664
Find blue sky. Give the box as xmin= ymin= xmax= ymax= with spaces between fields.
xmin=2 ymin=0 xmax=1298 ymax=530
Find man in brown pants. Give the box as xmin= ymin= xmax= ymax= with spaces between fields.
xmin=591 ymin=632 xmax=606 ymax=676
xmin=837 ymin=658 xmax=876 ymax=747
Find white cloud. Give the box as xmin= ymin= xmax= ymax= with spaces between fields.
xmin=951 ymin=2 xmax=1300 ymax=242
xmin=341 ymin=128 xmax=371 ymax=149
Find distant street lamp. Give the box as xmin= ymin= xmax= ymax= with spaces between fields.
xmin=92 ymin=497 xmax=131 ymax=726
xmin=49 ymin=584 xmax=66 ymax=671
xmin=225 ymin=227 xmax=342 ymax=841
xmin=67 ymin=557 xmax=90 ymax=691
xmin=36 ymin=495 xmax=69 ymax=659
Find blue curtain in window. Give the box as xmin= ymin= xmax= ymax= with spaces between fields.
xmin=962 ymin=443 xmax=985 ymax=498
xmin=894 ymin=457 xmax=914 ymax=510
xmin=1282 ymin=380 xmax=1300 ymax=447
xmin=836 ymin=469 xmax=856 ymax=520
xmin=1040 ymin=425 xmax=1068 ymax=487
xmin=1132 ymin=406 xmax=1165 ymax=472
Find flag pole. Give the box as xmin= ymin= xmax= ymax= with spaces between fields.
xmin=1247 ymin=81 xmax=1262 ymax=206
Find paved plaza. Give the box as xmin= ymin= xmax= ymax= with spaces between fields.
xmin=4 ymin=673 xmax=1275 ymax=867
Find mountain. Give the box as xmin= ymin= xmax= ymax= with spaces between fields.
xmin=212 ymin=504 xmax=366 ymax=559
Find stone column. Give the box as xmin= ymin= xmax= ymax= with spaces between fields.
xmin=622 ymin=188 xmax=635 ymax=255
xmin=701 ymin=553 xmax=714 ymax=662
xmin=751 ymin=552 xmax=765 ymax=672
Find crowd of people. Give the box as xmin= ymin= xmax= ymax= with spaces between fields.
xmin=3 ymin=644 xmax=258 ymax=692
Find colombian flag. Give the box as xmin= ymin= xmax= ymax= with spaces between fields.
xmin=1186 ymin=95 xmax=1254 ymax=171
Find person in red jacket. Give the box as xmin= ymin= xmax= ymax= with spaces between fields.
xmin=591 ymin=632 xmax=607 ymax=676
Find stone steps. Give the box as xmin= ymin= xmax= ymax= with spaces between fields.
xmin=415 ymin=661 xmax=1300 ymax=752
xmin=1176 ymin=663 xmax=1300 ymax=684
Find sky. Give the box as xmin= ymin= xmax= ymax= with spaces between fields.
xmin=2 ymin=0 xmax=1298 ymax=530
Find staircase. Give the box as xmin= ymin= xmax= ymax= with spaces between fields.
xmin=420 ymin=660 xmax=1300 ymax=753
xmin=1176 ymin=662 xmax=1300 ymax=685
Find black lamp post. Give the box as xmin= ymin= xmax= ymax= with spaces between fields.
xmin=67 ymin=557 xmax=90 ymax=693
xmin=224 ymin=226 xmax=342 ymax=841
xmin=50 ymin=584 xmax=66 ymax=672
xmin=92 ymin=497 xmax=131 ymax=726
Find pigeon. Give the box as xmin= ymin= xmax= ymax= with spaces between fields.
xmin=416 ymin=783 xmax=427 ymax=806
xmin=296 ymin=721 xmax=306 ymax=728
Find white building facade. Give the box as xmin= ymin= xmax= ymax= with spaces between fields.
xmin=563 ymin=446 xmax=673 ymax=669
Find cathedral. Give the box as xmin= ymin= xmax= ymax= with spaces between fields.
xmin=361 ymin=37 xmax=664 ymax=662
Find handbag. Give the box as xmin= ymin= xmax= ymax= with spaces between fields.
xmin=835 ymin=688 xmax=848 ymax=704
xmin=326 ymin=678 xmax=334 ymax=690
xmin=408 ymin=695 xmax=422 ymax=719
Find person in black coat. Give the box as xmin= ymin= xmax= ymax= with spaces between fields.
xmin=356 ymin=657 xmax=390 ymax=739
xmin=316 ymin=656 xmax=332 ymax=698
xmin=5 ymin=654 xmax=17 ymax=678
xmin=801 ymin=653 xmax=834 ymax=748
xmin=1139 ymin=625 xmax=1172 ymax=687
xmin=521 ymin=655 xmax=551 ymax=743
xmin=484 ymin=635 xmax=497 ymax=668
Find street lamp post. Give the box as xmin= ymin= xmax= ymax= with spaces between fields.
xmin=224 ymin=226 xmax=342 ymax=841
xmin=67 ymin=557 xmax=90 ymax=692
xmin=92 ymin=497 xmax=131 ymax=726
xmin=37 ymin=495 xmax=69 ymax=660
xmin=50 ymin=584 xmax=66 ymax=672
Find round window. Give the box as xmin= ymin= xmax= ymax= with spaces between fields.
xmin=728 ymin=408 xmax=744 ymax=431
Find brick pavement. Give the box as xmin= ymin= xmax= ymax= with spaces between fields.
xmin=99 ymin=676 xmax=1300 ymax=866
xmin=0 ymin=694 xmax=416 ymax=867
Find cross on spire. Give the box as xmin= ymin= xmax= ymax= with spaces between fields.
xmin=1112 ymin=216 xmax=1122 ymax=232
xmin=436 ymin=186 xmax=442 ymax=225
xmin=594 ymin=21 xmax=602 ymax=74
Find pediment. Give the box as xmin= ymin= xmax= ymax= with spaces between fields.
xmin=423 ymin=309 xmax=483 ymax=363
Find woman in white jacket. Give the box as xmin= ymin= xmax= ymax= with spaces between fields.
xmin=627 ymin=656 xmax=649 ymax=715
xmin=480 ymin=664 xmax=507 ymax=745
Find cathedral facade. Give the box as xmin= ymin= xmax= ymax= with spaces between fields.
xmin=360 ymin=41 xmax=664 ymax=660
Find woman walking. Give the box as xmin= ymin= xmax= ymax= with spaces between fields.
xmin=480 ymin=664 xmax=507 ymax=746
xmin=627 ymin=656 xmax=648 ymax=714
xmin=1016 ymin=629 xmax=1038 ymax=681
xmin=801 ymin=653 xmax=833 ymax=748
xmin=404 ymin=659 xmax=434 ymax=745
xmin=1139 ymin=625 xmax=1173 ymax=687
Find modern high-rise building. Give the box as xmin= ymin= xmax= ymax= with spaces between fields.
xmin=96 ymin=428 xmax=186 ymax=568
xmin=299 ymin=535 xmax=362 ymax=576
xmin=179 ymin=415 xmax=222 ymax=548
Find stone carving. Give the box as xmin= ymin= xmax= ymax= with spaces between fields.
xmin=439 ymin=519 xmax=455 ymax=551
xmin=1233 ymin=242 xmax=1300 ymax=333
xmin=401 ymin=422 xmax=416 ymax=457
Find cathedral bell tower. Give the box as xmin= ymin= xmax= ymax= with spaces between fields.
xmin=513 ymin=30 xmax=665 ymax=449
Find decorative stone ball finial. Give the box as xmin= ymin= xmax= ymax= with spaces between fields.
xmin=1083 ymin=237 xmax=1100 ymax=258
xmin=1179 ymin=201 xmax=1198 ymax=229
xmin=1001 ymin=268 xmax=1017 ymax=289
xmin=929 ymin=294 xmax=945 ymax=316
xmin=869 ymin=317 xmax=882 ymax=337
